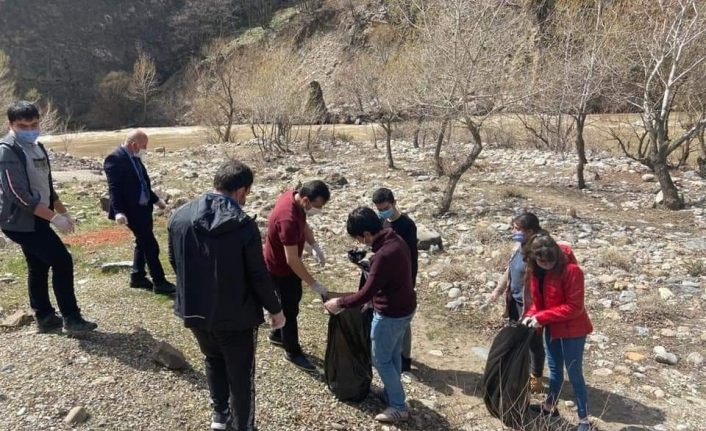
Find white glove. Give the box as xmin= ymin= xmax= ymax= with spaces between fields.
xmin=311 ymin=243 xmax=326 ymax=267
xmin=115 ymin=213 xmax=128 ymax=225
xmin=311 ymin=281 xmax=328 ymax=298
xmin=50 ymin=214 xmax=74 ymax=234
xmin=269 ymin=311 xmax=286 ymax=330
xmin=522 ymin=316 xmax=541 ymax=328
xmin=61 ymin=212 xmax=76 ymax=228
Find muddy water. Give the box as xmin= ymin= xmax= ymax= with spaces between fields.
xmin=41 ymin=124 xmax=381 ymax=158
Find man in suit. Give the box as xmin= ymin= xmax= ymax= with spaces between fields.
xmin=104 ymin=129 xmax=175 ymax=294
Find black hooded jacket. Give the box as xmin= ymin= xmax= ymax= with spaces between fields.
xmin=168 ymin=193 xmax=282 ymax=330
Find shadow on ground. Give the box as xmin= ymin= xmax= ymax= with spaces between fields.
xmin=413 ymin=360 xmax=666 ymax=430
xmin=74 ymin=327 xmax=206 ymax=389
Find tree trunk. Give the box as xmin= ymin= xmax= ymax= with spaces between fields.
xmin=223 ymin=112 xmax=233 ymax=143
xmin=412 ymin=126 xmax=420 ymax=148
xmin=384 ymin=121 xmax=395 ymax=169
xmin=437 ymin=174 xmax=462 ymax=216
xmin=434 ymin=119 xmax=448 ymax=176
xmin=653 ymin=155 xmax=684 ymax=209
xmin=370 ymin=124 xmax=378 ymax=149
xmin=697 ymin=129 xmax=706 ymax=178
xmin=575 ymin=114 xmax=588 ymax=189
xmin=435 ymin=122 xmax=484 ymax=216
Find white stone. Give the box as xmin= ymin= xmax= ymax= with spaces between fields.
xmin=686 ymin=352 xmax=704 ymax=366
xmin=448 ymin=287 xmax=462 ymax=299
xmin=642 ymin=174 xmax=656 ymax=182
xmin=429 ymin=350 xmax=444 ymax=357
xmin=658 ymin=287 xmax=674 ymax=300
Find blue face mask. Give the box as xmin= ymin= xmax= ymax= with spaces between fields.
xmin=378 ymin=208 xmax=395 ymax=220
xmin=15 ymin=129 xmax=40 ymax=144
xmin=512 ymin=232 xmax=525 ymax=242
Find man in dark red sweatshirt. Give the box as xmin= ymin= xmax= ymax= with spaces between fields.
xmin=324 ymin=207 xmax=416 ymax=424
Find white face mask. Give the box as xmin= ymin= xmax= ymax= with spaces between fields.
xmin=306 ymin=206 xmax=321 ymax=216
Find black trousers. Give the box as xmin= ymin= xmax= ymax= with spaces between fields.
xmin=3 ymin=218 xmax=80 ymax=319
xmin=269 ymin=273 xmax=303 ymax=356
xmin=508 ymin=296 xmax=546 ymax=377
xmin=127 ymin=208 xmax=166 ymax=283
xmin=191 ymin=327 xmax=258 ymax=431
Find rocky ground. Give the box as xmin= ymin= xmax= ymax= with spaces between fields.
xmin=0 ymin=134 xmax=704 ymax=431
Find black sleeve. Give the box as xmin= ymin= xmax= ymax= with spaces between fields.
xmin=167 ymin=214 xmax=177 ymax=273
xmin=243 ymin=222 xmax=282 ymax=314
xmin=394 ymin=216 xmax=419 ymax=286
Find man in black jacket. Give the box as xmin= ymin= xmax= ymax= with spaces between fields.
xmin=168 ymin=160 xmax=284 ymax=431
xmin=104 ymin=129 xmax=174 ymax=294
xmin=372 ymin=188 xmax=418 ymax=372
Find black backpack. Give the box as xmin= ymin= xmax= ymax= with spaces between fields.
xmin=482 ymin=323 xmax=534 ymax=427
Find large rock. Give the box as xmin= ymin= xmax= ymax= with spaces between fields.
xmin=64 ymin=406 xmax=89 ymax=425
xmin=324 ymin=173 xmax=348 ymax=188
xmin=302 ymin=80 xmax=328 ymax=123
xmin=417 ymin=226 xmax=443 ymax=251
xmin=152 ymin=341 xmax=188 ymax=370
xmin=0 ymin=310 xmax=33 ymax=328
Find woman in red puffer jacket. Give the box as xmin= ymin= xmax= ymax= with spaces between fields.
xmin=522 ymin=232 xmax=593 ymax=431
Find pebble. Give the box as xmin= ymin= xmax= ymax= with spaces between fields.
xmin=592 ymin=368 xmax=613 ymax=377
xmin=686 ymin=352 xmax=704 ymax=366
xmin=429 ymin=350 xmax=444 ymax=357
xmin=152 ymin=341 xmax=188 ymax=370
xmin=64 ymin=406 xmax=89 ymax=425
xmin=653 ymin=346 xmax=679 ymax=365
xmin=658 ymin=287 xmax=674 ymax=300
xmin=447 ymin=287 xmax=462 ymax=299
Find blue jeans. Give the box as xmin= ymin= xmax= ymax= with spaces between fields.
xmin=545 ymin=329 xmax=588 ymax=419
xmin=371 ymin=311 xmax=414 ymax=410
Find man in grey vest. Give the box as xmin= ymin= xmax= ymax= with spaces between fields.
xmin=0 ymin=101 xmax=96 ymax=334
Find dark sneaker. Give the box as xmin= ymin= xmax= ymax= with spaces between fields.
xmin=268 ymin=332 xmax=284 ymax=348
xmin=529 ymin=404 xmax=560 ymax=418
xmin=36 ymin=313 xmax=63 ymax=333
xmin=370 ymin=385 xmax=388 ymax=403
xmin=284 ymin=353 xmax=316 ymax=372
xmin=401 ymin=356 xmax=412 ymax=372
xmin=211 ymin=409 xmax=232 ymax=431
xmin=153 ymin=280 xmax=176 ymax=295
xmin=129 ymin=277 xmax=153 ymax=290
xmin=63 ymin=315 xmax=98 ymax=335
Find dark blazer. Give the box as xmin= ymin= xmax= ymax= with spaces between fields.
xmin=103 ymin=146 xmax=158 ymax=220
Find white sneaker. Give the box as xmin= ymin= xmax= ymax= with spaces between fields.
xmin=375 ymin=407 xmax=410 ymax=423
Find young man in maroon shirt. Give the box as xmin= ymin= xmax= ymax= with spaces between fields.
xmin=324 ymin=207 xmax=417 ymax=423
xmin=263 ymin=180 xmax=330 ymax=372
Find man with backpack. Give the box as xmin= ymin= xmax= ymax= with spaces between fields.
xmin=0 ymin=101 xmax=96 ymax=334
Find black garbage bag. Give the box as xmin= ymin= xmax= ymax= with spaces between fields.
xmin=324 ymin=307 xmax=373 ymax=402
xmin=482 ymin=323 xmax=535 ymax=427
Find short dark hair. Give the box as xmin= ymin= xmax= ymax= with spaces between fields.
xmin=512 ymin=212 xmax=541 ymax=233
xmin=372 ymin=187 xmax=395 ymax=204
xmin=7 ymin=101 xmax=40 ymax=123
xmin=213 ymin=160 xmax=254 ymax=193
xmin=298 ymin=180 xmax=330 ymax=203
xmin=346 ymin=206 xmax=383 ymax=237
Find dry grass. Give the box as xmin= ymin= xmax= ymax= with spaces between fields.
xmin=684 ymin=258 xmax=705 ymax=277
xmin=596 ymin=247 xmax=633 ymax=272
xmin=473 ymin=225 xmax=501 ymax=245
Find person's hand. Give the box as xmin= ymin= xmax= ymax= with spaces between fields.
xmin=324 ymin=298 xmax=344 ymax=315
xmin=311 ymin=281 xmax=328 ymax=298
xmin=269 ymin=311 xmax=286 ymax=330
xmin=61 ymin=212 xmax=77 ymax=230
xmin=521 ymin=316 xmax=541 ymax=329
xmin=50 ymin=214 xmax=74 ymax=234
xmin=311 ymin=243 xmax=326 ymax=267
xmin=156 ymin=199 xmax=167 ymax=210
xmin=115 ymin=213 xmax=128 ymax=225
xmin=486 ymin=291 xmax=499 ymax=303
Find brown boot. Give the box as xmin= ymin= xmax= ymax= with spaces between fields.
xmin=529 ymin=375 xmax=543 ymax=394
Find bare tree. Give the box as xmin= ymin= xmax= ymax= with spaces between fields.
xmin=536 ymin=0 xmax=617 ymax=189
xmin=614 ymin=0 xmax=706 ymax=209
xmin=129 ymin=50 xmax=159 ymax=124
xmin=239 ymin=46 xmax=304 ymax=160
xmin=192 ymin=43 xmax=242 ymax=143
xmin=0 ymin=51 xmax=16 ymax=110
xmin=399 ymin=0 xmax=528 ymax=215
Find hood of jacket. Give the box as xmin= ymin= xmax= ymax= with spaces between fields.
xmin=190 ymin=193 xmax=252 ymax=236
